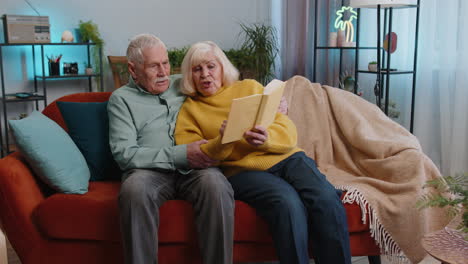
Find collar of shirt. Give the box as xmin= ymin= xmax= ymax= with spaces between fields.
xmin=127 ymin=76 xmax=179 ymax=100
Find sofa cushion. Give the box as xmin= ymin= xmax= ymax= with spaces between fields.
xmin=8 ymin=111 xmax=90 ymax=194
xmin=34 ymin=181 xmax=198 ymax=243
xmin=34 ymin=182 xmax=368 ymax=243
xmin=56 ymin=101 xmax=121 ymax=181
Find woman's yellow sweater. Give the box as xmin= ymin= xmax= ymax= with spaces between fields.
xmin=175 ymin=79 xmax=302 ymax=177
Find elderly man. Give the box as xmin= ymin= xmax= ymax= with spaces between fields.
xmin=107 ymin=33 xmax=234 ymax=264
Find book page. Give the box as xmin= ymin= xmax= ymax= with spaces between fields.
xmin=222 ymin=94 xmax=263 ymax=144
xmin=255 ymin=79 xmax=285 ymax=128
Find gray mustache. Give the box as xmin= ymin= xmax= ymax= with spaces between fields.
xmin=155 ymin=76 xmax=169 ymax=83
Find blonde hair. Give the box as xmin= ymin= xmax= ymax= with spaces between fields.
xmin=181 ymin=41 xmax=239 ymax=96
xmin=127 ymin=33 xmax=167 ymax=64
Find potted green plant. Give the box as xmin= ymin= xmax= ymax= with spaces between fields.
xmin=224 ymin=48 xmax=252 ymax=78
xmin=168 ymin=46 xmax=188 ymax=74
xmin=78 ymin=20 xmax=104 ymax=90
xmin=417 ymin=173 xmax=468 ymax=239
xmin=368 ymin=61 xmax=378 ymax=72
xmin=238 ymin=23 xmax=279 ymax=85
xmin=84 ymin=61 xmax=94 ymax=75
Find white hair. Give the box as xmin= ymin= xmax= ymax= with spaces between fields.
xmin=126 ymin=33 xmax=167 ymax=64
xmin=181 ymin=41 xmax=239 ymax=96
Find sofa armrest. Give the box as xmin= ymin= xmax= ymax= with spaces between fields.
xmin=0 ymin=152 xmax=46 ymax=261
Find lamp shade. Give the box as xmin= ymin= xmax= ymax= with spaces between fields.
xmin=349 ymin=0 xmax=416 ymax=8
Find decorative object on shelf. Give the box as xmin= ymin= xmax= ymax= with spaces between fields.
xmin=239 ymin=22 xmax=279 ymax=85
xmin=15 ymin=92 xmax=34 ymax=99
xmin=47 ymin=54 xmax=62 ymax=76
xmin=383 ymin=32 xmax=398 ymax=53
xmin=337 ymin=29 xmax=346 ymax=47
xmin=339 ymin=70 xmax=362 ymax=96
xmin=63 ymin=62 xmax=78 ymax=74
xmin=63 ymin=63 xmax=70 ymax=74
xmin=70 ymin=62 xmax=78 ymax=74
xmin=334 ymin=6 xmax=358 ymax=46
xmin=84 ymin=62 xmax=94 ymax=75
xmin=3 ymin=15 xmax=51 ymax=44
xmin=61 ymin=30 xmax=74 ymax=43
xmin=48 ymin=61 xmax=60 ymax=76
xmin=373 ymin=79 xmax=381 ymax=104
xmin=368 ymin=61 xmax=378 ymax=72
xmin=328 ymin=32 xmax=338 ymax=47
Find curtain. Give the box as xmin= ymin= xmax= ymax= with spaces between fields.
xmin=276 ymin=0 xmax=311 ymax=80
xmin=414 ymin=0 xmax=468 ymax=176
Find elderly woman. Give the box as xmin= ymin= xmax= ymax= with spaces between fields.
xmin=174 ymin=41 xmax=351 ymax=264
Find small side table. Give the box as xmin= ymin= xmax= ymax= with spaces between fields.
xmin=422 ymin=216 xmax=467 ymax=264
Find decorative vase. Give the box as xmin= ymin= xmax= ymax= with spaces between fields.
xmin=328 ymin=32 xmax=337 ymax=47
xmin=74 ymin=28 xmax=82 ymax=43
xmin=368 ymin=63 xmax=377 ymax=72
xmin=337 ymin=30 xmax=345 ymax=47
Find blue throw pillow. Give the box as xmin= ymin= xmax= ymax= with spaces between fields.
xmin=56 ymin=101 xmax=121 ymax=181
xmin=9 ymin=111 xmax=90 ymax=194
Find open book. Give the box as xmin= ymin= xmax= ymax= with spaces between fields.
xmin=221 ymin=79 xmax=285 ymax=144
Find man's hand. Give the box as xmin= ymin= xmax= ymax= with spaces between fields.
xmin=187 ymin=140 xmax=218 ymax=169
xmin=244 ymin=125 xmax=268 ymax=147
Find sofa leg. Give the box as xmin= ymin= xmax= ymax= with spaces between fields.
xmin=368 ymin=255 xmax=381 ymax=264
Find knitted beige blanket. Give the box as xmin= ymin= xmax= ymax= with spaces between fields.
xmin=283 ymin=76 xmax=449 ymax=263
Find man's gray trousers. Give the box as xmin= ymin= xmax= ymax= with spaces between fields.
xmin=118 ymin=167 xmax=234 ymax=264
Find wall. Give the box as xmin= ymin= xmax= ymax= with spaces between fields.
xmin=0 ymin=0 xmax=271 ymax=145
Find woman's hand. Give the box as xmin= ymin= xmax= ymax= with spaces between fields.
xmin=244 ymin=125 xmax=268 ymax=147
xmin=219 ymin=120 xmax=227 ymax=136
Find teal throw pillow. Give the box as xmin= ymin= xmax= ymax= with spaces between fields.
xmin=9 ymin=111 xmax=90 ymax=194
xmin=56 ymin=101 xmax=121 ymax=181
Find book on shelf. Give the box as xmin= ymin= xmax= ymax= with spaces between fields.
xmin=222 ymin=79 xmax=285 ymax=144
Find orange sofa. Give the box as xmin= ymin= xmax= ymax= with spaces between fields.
xmin=0 ymin=92 xmax=381 ymax=264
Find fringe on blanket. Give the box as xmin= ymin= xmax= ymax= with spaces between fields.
xmin=337 ymin=186 xmax=410 ymax=264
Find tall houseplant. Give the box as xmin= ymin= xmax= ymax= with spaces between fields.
xmin=78 ymin=20 xmax=104 ymax=91
xmin=239 ymin=23 xmax=279 ymax=85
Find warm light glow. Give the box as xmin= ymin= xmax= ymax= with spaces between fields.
xmin=334 ymin=6 xmax=358 ymax=42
